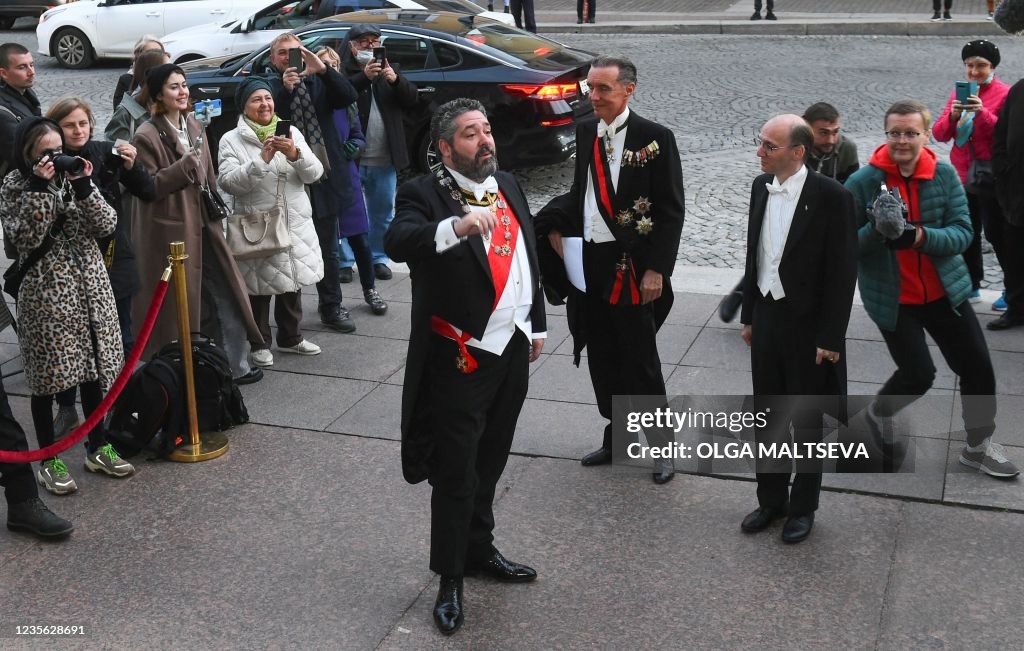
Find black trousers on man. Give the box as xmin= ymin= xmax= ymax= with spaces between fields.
xmin=874 ymin=300 xmax=996 ymax=448
xmin=583 ymin=243 xmax=669 ymax=455
xmin=427 ymin=332 xmax=529 ymax=577
xmin=509 ymin=0 xmax=536 ymax=32
xmin=968 ymin=191 xmax=1024 ymax=320
xmin=750 ymin=297 xmax=829 ymax=517
xmin=754 ymin=0 xmax=774 ymax=11
xmin=0 ymin=379 xmax=38 ymax=506
xmin=312 ymin=214 xmax=343 ymax=316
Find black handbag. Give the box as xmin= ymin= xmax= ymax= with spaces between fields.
xmin=199 ymin=184 xmax=230 ymax=222
xmin=966 ymin=139 xmax=996 ymax=195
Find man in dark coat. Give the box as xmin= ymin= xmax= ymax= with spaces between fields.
xmin=535 ymin=56 xmax=684 ymax=484
xmin=385 ymin=98 xmax=546 ymax=636
xmin=339 ymin=23 xmax=420 ymax=282
xmin=991 ymin=76 xmax=1024 ymax=330
xmin=0 ymin=43 xmax=41 ymax=187
xmin=266 ymin=33 xmax=359 ymax=332
xmin=739 ymin=114 xmax=858 ymax=543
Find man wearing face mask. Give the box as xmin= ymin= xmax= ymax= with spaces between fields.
xmin=338 ymin=24 xmax=418 ymax=284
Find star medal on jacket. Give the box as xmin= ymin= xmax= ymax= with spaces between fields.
xmin=632 ymin=196 xmax=653 ymax=234
xmin=455 ymin=353 xmax=470 ymax=372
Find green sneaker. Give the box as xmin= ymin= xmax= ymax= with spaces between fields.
xmin=37 ymin=458 xmax=78 ymax=495
xmin=84 ymin=443 xmax=135 ymax=478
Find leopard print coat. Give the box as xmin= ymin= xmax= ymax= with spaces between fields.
xmin=0 ymin=172 xmax=124 ymax=396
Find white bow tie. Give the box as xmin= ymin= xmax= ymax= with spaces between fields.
xmin=457 ymin=176 xmax=499 ymax=202
xmin=765 ymin=182 xmax=791 ymax=197
xmin=597 ymin=121 xmax=626 ymax=139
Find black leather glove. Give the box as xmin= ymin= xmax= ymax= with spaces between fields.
xmin=342 ymin=139 xmax=361 ymax=161
xmin=887 ymin=226 xmax=918 ymax=250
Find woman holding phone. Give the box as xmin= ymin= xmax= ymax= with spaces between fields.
xmin=217 ymin=78 xmax=325 ymax=368
xmin=133 ymin=63 xmax=265 ymax=383
xmin=932 ymin=40 xmax=1010 ymax=309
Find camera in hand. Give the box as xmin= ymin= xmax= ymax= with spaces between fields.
xmin=39 ymin=149 xmax=85 ymax=176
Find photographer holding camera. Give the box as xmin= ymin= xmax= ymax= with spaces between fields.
xmin=41 ymin=96 xmax=157 ymax=439
xmin=0 ymin=117 xmax=136 ymax=495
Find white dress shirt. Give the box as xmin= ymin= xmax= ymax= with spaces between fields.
xmin=431 ymin=166 xmax=546 ymax=354
xmin=584 ymin=107 xmax=630 ymax=243
xmin=756 ymin=165 xmax=808 ymax=299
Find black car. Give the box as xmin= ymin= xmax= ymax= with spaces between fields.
xmin=182 ymin=9 xmax=595 ymax=172
xmin=0 ymin=0 xmax=65 ymax=30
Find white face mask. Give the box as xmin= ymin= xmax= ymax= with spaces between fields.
xmin=354 ymin=49 xmax=373 ymax=65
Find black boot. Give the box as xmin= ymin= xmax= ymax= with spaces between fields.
xmin=6 ymin=497 xmax=74 ymax=538
xmin=433 ymin=575 xmax=464 ymax=635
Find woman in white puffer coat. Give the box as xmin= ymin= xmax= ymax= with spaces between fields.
xmin=217 ymin=77 xmax=325 ymax=368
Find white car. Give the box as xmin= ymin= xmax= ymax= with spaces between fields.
xmin=163 ymin=0 xmax=513 ymax=64
xmin=37 ymin=0 xmax=270 ymax=69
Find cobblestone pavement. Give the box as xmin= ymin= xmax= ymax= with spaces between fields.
xmin=5 ymin=28 xmax=1022 ymax=288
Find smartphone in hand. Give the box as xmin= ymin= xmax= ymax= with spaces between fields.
xmin=373 ymin=46 xmax=386 ymax=66
xmin=275 ymin=120 xmax=291 ymax=138
xmin=955 ymin=80 xmax=979 ymax=105
xmin=288 ymin=47 xmax=303 ymax=72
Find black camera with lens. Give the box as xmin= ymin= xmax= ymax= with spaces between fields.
xmin=37 ymin=149 xmax=85 ymax=176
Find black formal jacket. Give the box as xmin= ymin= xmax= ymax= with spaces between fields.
xmin=535 ymin=110 xmax=685 ymax=355
xmin=740 ymin=170 xmax=858 ymax=395
xmin=994 ymin=77 xmax=1024 ymax=227
xmin=385 ymin=171 xmax=546 ymax=484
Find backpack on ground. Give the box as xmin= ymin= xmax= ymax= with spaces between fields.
xmin=107 ymin=357 xmax=186 ymax=458
xmin=156 ymin=334 xmax=249 ymax=433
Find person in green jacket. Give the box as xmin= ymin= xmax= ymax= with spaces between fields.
xmin=845 ymin=99 xmax=1019 ymax=479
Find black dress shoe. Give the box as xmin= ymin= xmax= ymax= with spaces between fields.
xmin=373 ymin=263 xmax=393 ymax=280
xmin=338 ymin=267 xmax=353 ymax=284
xmin=750 ymin=11 xmax=762 ymax=20
xmin=6 ymin=497 xmax=74 ymax=538
xmin=580 ymin=447 xmax=612 ymax=466
xmin=466 ymin=549 xmax=537 ymax=582
xmin=987 ymin=314 xmax=1024 ymax=331
xmin=652 ymin=459 xmax=675 ymax=484
xmin=320 ymin=307 xmax=357 ymax=333
xmin=781 ymin=513 xmax=814 ymax=543
xmin=765 ymin=11 xmax=777 ymax=19
xmin=718 ymin=289 xmax=743 ymax=323
xmin=433 ymin=575 xmax=464 ymax=635
xmin=235 ymin=368 xmax=263 ymax=385
xmin=740 ymin=505 xmax=786 ymax=533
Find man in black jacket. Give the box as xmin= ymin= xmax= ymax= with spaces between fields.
xmin=266 ymin=33 xmax=359 ymax=332
xmin=991 ymin=77 xmax=1024 ymax=330
xmin=385 ymin=98 xmax=545 ymax=636
xmin=339 ymin=24 xmax=419 ymax=282
xmin=0 ymin=43 xmax=41 ymax=179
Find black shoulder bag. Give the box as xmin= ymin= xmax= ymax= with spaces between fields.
xmin=3 ymin=211 xmax=70 ymax=300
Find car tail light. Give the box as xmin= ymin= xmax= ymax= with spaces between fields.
xmin=500 ymin=83 xmax=578 ymax=101
xmin=540 ymin=117 xmax=573 ymax=127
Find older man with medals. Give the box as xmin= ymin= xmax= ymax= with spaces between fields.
xmin=536 ymin=55 xmax=685 ymax=484
xmin=384 ymin=98 xmax=546 ymax=636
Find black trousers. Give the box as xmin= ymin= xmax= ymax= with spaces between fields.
xmin=509 ymin=0 xmax=536 ymax=32
xmin=428 ymin=331 xmax=529 ymax=577
xmin=312 ymin=214 xmax=342 ymax=314
xmin=750 ymin=298 xmax=830 ymax=517
xmin=249 ymin=291 xmax=304 ymax=349
xmin=965 ymin=192 xmax=986 ymax=290
xmin=875 ymin=300 xmax=996 ymax=447
xmin=754 ymin=0 xmax=774 ymax=11
xmin=576 ymin=0 xmax=595 ymax=21
xmin=933 ymin=0 xmax=952 ymax=10
xmin=970 ymin=191 xmax=1024 ymax=319
xmin=0 ymin=378 xmax=37 ymax=505
xmin=32 ymin=381 xmax=107 ymax=457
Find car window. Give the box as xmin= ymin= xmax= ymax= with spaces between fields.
xmin=253 ymin=0 xmax=317 ymax=31
xmin=379 ymin=33 xmax=435 ymax=71
xmin=434 ymin=42 xmax=461 ymax=69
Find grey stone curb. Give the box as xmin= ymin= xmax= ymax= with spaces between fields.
xmin=538 ymin=20 xmax=1008 ymax=37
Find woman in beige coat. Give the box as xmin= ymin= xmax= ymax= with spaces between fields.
xmin=132 ymin=63 xmax=264 ymax=383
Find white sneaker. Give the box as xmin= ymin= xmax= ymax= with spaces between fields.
xmin=959 ymin=441 xmax=1020 ymax=478
xmin=279 ymin=340 xmax=321 ymax=356
xmin=251 ymin=348 xmax=274 ymax=367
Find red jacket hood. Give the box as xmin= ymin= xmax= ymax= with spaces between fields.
xmin=868 ymin=144 xmax=938 ymax=181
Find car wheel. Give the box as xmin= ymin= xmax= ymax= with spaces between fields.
xmin=53 ymin=28 xmax=95 ymax=69
xmin=416 ymin=131 xmax=441 ymax=174
xmin=0 ymin=17 xmax=15 ymax=30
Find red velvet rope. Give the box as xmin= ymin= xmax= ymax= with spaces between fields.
xmin=0 ymin=276 xmax=170 ymax=464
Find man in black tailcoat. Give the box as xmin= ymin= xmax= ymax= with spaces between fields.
xmin=384 ymin=98 xmax=546 ymax=636
xmin=535 ymin=55 xmax=684 ymax=484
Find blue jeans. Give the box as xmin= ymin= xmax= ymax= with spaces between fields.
xmin=341 ymin=164 xmax=397 ymax=267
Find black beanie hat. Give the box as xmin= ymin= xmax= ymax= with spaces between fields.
xmin=962 ymin=40 xmax=1000 ymax=68
xmin=12 ymin=117 xmax=64 ymax=174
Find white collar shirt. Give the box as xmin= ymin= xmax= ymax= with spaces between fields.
xmin=756 ymin=165 xmax=808 ymax=300
xmin=584 ymin=107 xmax=630 ymax=243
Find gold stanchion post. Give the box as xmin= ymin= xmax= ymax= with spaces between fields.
xmin=167 ymin=241 xmax=228 ymax=462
